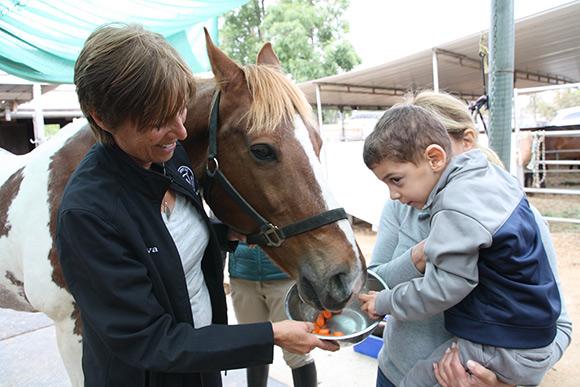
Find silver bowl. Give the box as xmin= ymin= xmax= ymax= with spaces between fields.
xmin=285 ymin=270 xmax=387 ymax=346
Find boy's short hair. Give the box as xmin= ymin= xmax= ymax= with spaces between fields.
xmin=363 ymin=104 xmax=452 ymax=167
xmin=74 ymin=23 xmax=196 ymax=144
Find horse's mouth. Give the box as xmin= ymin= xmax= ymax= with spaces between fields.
xmin=298 ymin=276 xmax=352 ymax=312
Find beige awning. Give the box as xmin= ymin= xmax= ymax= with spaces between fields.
xmin=299 ymin=1 xmax=580 ymax=108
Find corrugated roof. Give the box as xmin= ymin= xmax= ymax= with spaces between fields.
xmin=298 ymin=1 xmax=580 ymax=108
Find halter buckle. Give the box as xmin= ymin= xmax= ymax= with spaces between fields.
xmin=262 ymin=224 xmax=284 ymax=247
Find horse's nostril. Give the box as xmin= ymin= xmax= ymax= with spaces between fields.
xmin=329 ymin=272 xmax=351 ymax=303
xmin=299 ymin=274 xmax=323 ymax=309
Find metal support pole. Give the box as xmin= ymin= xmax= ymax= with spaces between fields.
xmin=432 ymin=49 xmax=439 ymax=92
xmin=315 ymin=83 xmax=323 ymax=133
xmin=339 ymin=106 xmax=345 ymax=141
xmin=513 ymin=88 xmax=523 ymax=183
xmin=32 ymin=83 xmax=45 ymax=146
xmin=488 ymin=0 xmax=515 ymax=169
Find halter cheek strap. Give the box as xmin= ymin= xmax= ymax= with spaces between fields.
xmin=203 ymin=91 xmax=348 ymax=247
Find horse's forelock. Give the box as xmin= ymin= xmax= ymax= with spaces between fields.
xmin=240 ymin=65 xmax=315 ymax=135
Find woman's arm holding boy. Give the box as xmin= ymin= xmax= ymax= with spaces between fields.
xmin=369 ymin=201 xmax=426 ymax=288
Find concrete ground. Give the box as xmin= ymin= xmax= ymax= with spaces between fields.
xmin=0 ymin=296 xmax=378 ymax=387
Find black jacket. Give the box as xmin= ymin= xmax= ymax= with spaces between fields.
xmin=57 ymin=143 xmax=273 ymax=387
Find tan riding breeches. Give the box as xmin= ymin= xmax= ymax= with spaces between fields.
xmin=229 ymin=277 xmax=313 ymax=369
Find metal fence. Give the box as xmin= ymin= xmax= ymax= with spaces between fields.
xmin=513 ymin=83 xmax=580 ymax=224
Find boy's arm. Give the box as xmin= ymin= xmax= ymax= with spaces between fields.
xmin=369 ymin=201 xmax=424 ymax=288
xmin=375 ymin=210 xmax=492 ymax=320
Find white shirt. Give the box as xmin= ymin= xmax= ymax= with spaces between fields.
xmin=163 ymin=194 xmax=212 ymax=328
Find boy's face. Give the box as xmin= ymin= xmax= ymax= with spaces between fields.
xmin=371 ymin=145 xmax=447 ymax=209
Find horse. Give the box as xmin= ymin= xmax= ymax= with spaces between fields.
xmin=517 ymin=130 xmax=580 ymax=187
xmin=0 ymin=31 xmax=366 ymax=386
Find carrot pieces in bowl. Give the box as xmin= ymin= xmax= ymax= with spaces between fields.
xmin=312 ymin=310 xmax=344 ymax=337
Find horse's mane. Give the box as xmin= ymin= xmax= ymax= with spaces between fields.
xmin=241 ymin=64 xmax=315 ymax=134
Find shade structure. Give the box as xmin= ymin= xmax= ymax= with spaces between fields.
xmin=0 ymin=0 xmax=248 ymax=83
xmin=299 ymin=1 xmax=580 ymax=108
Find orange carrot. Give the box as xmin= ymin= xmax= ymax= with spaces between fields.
xmin=315 ymin=313 xmax=326 ymax=328
xmin=322 ymin=310 xmax=332 ymax=319
xmin=318 ymin=328 xmax=330 ymax=335
xmin=333 ymin=331 xmax=344 ymax=336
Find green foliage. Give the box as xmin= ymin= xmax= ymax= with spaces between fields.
xmin=220 ymin=0 xmax=265 ymax=66
xmin=523 ymin=89 xmax=580 ymax=122
xmin=219 ymin=0 xmax=360 ymax=82
xmin=554 ymin=89 xmax=580 ymax=111
xmin=44 ymin=124 xmax=61 ymax=139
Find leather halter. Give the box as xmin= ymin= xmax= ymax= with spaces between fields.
xmin=203 ymin=91 xmax=348 ymax=247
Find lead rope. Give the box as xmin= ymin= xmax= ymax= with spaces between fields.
xmin=468 ymin=33 xmax=489 ymax=135
xmin=527 ymin=131 xmax=546 ymax=188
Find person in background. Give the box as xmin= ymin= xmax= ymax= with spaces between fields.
xmin=56 ymin=23 xmax=337 ymax=387
xmin=229 ymin=243 xmax=317 ymax=387
xmin=362 ymin=91 xmax=571 ymax=387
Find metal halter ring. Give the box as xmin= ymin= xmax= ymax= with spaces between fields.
xmin=206 ymin=157 xmax=219 ymax=177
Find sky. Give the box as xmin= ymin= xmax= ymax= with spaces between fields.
xmin=346 ymin=0 xmax=575 ymax=67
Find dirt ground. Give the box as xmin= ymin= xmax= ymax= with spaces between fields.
xmin=352 ymin=195 xmax=580 ymax=385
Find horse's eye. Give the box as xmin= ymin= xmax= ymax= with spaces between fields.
xmin=250 ymin=143 xmax=277 ymax=162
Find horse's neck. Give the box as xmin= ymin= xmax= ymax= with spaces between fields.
xmin=183 ymin=79 xmax=216 ymax=177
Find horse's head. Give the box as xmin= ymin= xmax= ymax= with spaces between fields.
xmin=186 ymin=31 xmax=366 ymax=311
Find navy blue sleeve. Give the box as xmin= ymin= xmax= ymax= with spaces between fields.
xmin=57 ymin=208 xmax=273 ymax=372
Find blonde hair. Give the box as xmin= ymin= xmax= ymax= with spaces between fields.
xmin=408 ymin=91 xmax=504 ymax=167
xmin=240 ymin=64 xmax=315 ymax=134
xmin=74 ymin=23 xmax=196 ymax=144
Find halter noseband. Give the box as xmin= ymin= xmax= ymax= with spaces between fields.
xmin=203 ymin=91 xmax=348 ymax=247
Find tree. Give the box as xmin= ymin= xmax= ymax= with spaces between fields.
xmin=554 ymin=89 xmax=580 ymax=111
xmin=219 ymin=0 xmax=266 ymax=66
xmin=523 ymin=88 xmax=580 ymax=125
xmin=219 ymin=0 xmax=360 ymax=82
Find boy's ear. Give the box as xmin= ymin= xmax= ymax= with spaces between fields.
xmin=424 ymin=144 xmax=447 ymax=172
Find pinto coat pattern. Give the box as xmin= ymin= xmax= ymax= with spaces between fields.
xmin=0 ymin=32 xmax=365 ymax=386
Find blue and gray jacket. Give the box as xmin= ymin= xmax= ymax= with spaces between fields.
xmin=375 ymin=149 xmax=560 ymax=349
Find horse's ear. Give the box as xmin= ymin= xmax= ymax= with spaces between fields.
xmin=204 ymin=28 xmax=244 ymax=91
xmin=256 ymin=42 xmax=281 ymax=68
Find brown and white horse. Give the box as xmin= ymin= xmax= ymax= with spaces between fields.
xmin=0 ymin=32 xmax=365 ymax=386
xmin=518 ymin=130 xmax=580 ymax=186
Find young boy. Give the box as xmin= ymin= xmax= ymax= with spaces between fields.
xmin=360 ymin=104 xmax=561 ymax=386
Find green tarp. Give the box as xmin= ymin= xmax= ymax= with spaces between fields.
xmin=0 ymin=0 xmax=248 ymax=83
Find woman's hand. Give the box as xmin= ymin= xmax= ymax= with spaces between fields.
xmin=433 ymin=343 xmax=514 ymax=387
xmin=411 ymin=240 xmax=426 ymax=273
xmin=272 ymin=320 xmax=339 ymax=354
xmin=358 ymin=291 xmax=383 ymax=320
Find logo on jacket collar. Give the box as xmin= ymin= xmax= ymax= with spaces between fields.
xmin=147 ymin=246 xmax=159 ymax=254
xmin=178 ymin=166 xmax=195 ymax=190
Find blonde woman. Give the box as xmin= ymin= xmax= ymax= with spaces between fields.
xmin=368 ymin=91 xmax=572 ymax=387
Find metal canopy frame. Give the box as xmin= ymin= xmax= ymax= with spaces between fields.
xmin=299 ymin=1 xmax=580 ymax=110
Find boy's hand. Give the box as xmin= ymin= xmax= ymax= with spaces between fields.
xmin=359 ymin=291 xmax=383 ymax=320
xmin=412 ymin=240 xmax=426 ymax=273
